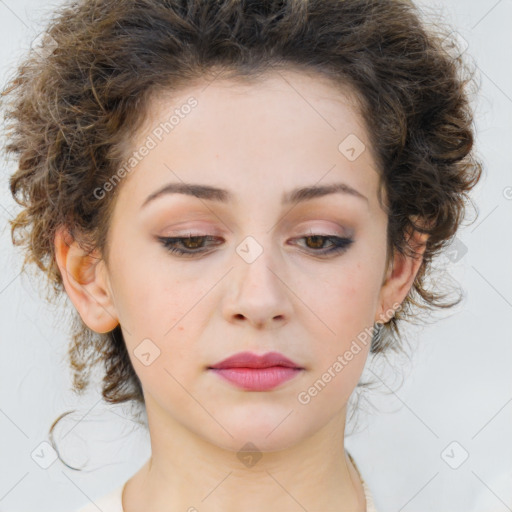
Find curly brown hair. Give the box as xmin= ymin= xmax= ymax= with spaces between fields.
xmin=2 ymin=0 xmax=482 ymax=442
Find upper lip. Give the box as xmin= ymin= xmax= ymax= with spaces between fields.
xmin=208 ymin=351 xmax=302 ymax=370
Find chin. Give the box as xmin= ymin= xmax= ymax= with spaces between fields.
xmin=205 ymin=414 xmax=314 ymax=454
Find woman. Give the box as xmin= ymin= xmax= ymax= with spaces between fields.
xmin=2 ymin=0 xmax=481 ymax=510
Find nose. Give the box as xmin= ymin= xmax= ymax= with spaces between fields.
xmin=221 ymin=237 xmax=294 ymax=330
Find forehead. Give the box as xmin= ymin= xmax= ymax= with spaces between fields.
xmin=145 ymin=68 xmax=365 ymax=138
xmin=116 ymin=68 xmax=380 ymax=212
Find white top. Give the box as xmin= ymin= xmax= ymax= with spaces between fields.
xmin=75 ymin=453 xmax=377 ymax=512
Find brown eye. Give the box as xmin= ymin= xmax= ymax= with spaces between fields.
xmin=181 ymin=236 xmax=206 ymax=249
xmin=157 ymin=235 xmax=222 ymax=257
xmin=304 ymin=235 xmax=326 ymax=249
xmin=157 ymin=234 xmax=353 ymax=259
xmin=294 ymin=235 xmax=354 ymax=256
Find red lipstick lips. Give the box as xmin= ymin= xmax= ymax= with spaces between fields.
xmin=208 ymin=351 xmax=303 ymax=391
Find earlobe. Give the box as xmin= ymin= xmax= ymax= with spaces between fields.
xmin=375 ymin=227 xmax=429 ymax=325
xmin=54 ymin=226 xmax=119 ymax=334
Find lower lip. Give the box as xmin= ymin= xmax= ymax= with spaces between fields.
xmin=209 ymin=366 xmax=302 ymax=391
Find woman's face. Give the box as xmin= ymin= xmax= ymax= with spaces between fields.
xmin=84 ymin=70 xmax=405 ymax=451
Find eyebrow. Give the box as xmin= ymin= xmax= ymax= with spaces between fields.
xmin=141 ymin=181 xmax=368 ymax=209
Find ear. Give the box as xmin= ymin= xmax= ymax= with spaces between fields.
xmin=54 ymin=226 xmax=119 ymax=333
xmin=375 ymin=219 xmax=429 ymax=325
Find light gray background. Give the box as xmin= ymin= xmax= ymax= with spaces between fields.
xmin=0 ymin=1 xmax=511 ymax=511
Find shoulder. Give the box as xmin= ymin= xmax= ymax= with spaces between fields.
xmin=361 ymin=478 xmax=378 ymax=512
xmin=73 ymin=483 xmax=125 ymax=512
xmin=347 ymin=451 xmax=379 ymax=512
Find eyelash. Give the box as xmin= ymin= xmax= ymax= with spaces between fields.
xmin=157 ymin=234 xmax=354 ymax=258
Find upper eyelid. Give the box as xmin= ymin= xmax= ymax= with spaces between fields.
xmin=160 ymin=233 xmax=349 ymax=241
xmin=160 ymin=224 xmax=352 ymax=236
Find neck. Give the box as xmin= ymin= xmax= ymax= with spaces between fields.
xmin=123 ymin=397 xmax=367 ymax=512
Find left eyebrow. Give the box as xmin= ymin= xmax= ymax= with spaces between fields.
xmin=141 ymin=181 xmax=368 ymax=209
xmin=283 ymin=182 xmax=368 ymax=205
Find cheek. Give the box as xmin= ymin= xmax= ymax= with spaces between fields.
xmin=302 ymin=255 xmax=383 ymax=390
xmin=116 ymin=273 xmax=206 ymax=343
xmin=109 ymin=249 xmax=213 ymax=371
xmin=113 ymin=273 xmax=209 ymax=404
xmin=302 ymin=272 xmax=375 ymax=405
xmin=316 ymin=260 xmax=382 ymax=326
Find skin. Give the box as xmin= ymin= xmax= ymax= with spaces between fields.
xmin=54 ymin=69 xmax=427 ymax=512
